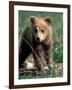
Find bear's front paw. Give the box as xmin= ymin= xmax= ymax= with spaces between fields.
xmin=48 ymin=63 xmax=54 ymax=68
xmin=47 ymin=58 xmax=54 ymax=68
xmin=44 ymin=66 xmax=49 ymax=71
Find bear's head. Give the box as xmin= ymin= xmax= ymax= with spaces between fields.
xmin=31 ymin=16 xmax=53 ymax=43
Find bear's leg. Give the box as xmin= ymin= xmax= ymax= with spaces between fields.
xmin=33 ymin=53 xmax=41 ymax=71
xmin=38 ymin=52 xmax=49 ymax=71
xmin=33 ymin=52 xmax=46 ymax=73
xmin=44 ymin=45 xmax=53 ymax=68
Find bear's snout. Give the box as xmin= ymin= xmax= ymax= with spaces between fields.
xmin=36 ymin=37 xmax=40 ymax=42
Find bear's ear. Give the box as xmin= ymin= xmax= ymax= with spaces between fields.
xmin=30 ymin=16 xmax=38 ymax=24
xmin=44 ymin=17 xmax=52 ymax=25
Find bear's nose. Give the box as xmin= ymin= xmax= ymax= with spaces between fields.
xmin=36 ymin=37 xmax=40 ymax=42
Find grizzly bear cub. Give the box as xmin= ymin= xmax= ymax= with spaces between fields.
xmin=19 ymin=16 xmax=53 ymax=72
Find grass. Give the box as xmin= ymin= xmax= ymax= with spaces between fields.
xmin=19 ymin=66 xmax=57 ymax=79
xmin=53 ymin=42 xmax=63 ymax=63
xmin=19 ymin=62 xmax=63 ymax=79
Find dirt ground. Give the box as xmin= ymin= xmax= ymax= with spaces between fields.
xmin=19 ymin=54 xmax=63 ymax=79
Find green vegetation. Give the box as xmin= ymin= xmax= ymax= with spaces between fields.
xmin=19 ymin=67 xmax=56 ymax=79
xmin=19 ymin=10 xmax=63 ymax=79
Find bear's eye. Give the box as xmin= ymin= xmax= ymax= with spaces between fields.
xmin=34 ymin=28 xmax=37 ymax=33
xmin=41 ymin=29 xmax=44 ymax=33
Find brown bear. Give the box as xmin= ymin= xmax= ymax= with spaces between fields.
xmin=19 ymin=16 xmax=53 ymax=72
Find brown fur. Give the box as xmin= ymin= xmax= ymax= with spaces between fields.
xmin=19 ymin=16 xmax=53 ymax=73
